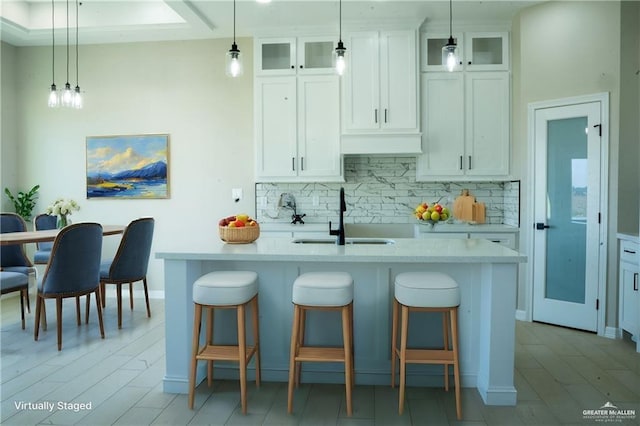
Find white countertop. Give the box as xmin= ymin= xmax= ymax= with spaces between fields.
xmin=617 ymin=232 xmax=639 ymax=243
xmin=260 ymin=222 xmax=519 ymax=234
xmin=157 ymin=237 xmax=526 ymax=264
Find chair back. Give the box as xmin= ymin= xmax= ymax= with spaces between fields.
xmin=41 ymin=223 xmax=103 ymax=295
xmin=0 ymin=213 xmax=32 ymax=268
xmin=34 ymin=213 xmax=58 ymax=250
xmin=108 ymin=217 xmax=155 ymax=281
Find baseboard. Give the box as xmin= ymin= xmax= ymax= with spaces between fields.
xmin=515 ymin=309 xmax=527 ymax=321
xmin=604 ymin=326 xmax=621 ymax=339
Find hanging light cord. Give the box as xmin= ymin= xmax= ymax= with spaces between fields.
xmin=75 ymin=0 xmax=79 ymax=87
xmin=233 ymin=0 xmax=236 ymax=44
xmin=449 ymin=0 xmax=453 ymax=36
xmin=51 ymin=0 xmax=55 ymax=84
xmin=339 ymin=0 xmax=342 ymax=41
xmin=66 ymin=0 xmax=69 ymax=84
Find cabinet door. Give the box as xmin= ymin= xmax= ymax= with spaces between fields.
xmin=256 ymin=38 xmax=296 ymax=75
xmin=342 ymin=31 xmax=380 ymax=132
xmin=465 ymin=32 xmax=509 ymax=71
xmin=298 ymin=36 xmax=336 ymax=74
xmin=421 ymin=32 xmax=464 ymax=72
xmin=465 ymin=72 xmax=510 ymax=177
xmin=620 ymin=261 xmax=639 ymax=336
xmin=416 ymin=73 xmax=465 ymax=179
xmin=255 ymin=78 xmax=297 ymax=179
xmin=297 ymin=76 xmax=342 ymax=178
xmin=380 ymin=30 xmax=418 ymax=131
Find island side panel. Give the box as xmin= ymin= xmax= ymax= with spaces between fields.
xmin=476 ymin=262 xmax=518 ymax=405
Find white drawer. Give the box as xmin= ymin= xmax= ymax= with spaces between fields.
xmin=620 ymin=240 xmax=639 ymax=265
xmin=470 ymin=232 xmax=517 ymax=250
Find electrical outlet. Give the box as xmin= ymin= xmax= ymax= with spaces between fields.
xmin=232 ymin=188 xmax=242 ymax=202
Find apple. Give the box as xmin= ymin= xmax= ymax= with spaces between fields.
xmin=434 ymin=205 xmax=443 ymax=213
xmin=237 ymin=214 xmax=249 ymax=223
xmin=228 ymin=221 xmax=237 ymax=228
xmin=422 ymin=211 xmax=431 ymax=221
xmin=233 ymin=220 xmax=246 ymax=227
xmin=430 ymin=211 xmax=441 ymax=221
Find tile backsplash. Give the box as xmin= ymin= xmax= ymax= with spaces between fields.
xmin=256 ymin=157 xmax=520 ymax=226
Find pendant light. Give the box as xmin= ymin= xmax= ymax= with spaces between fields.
xmin=47 ymin=0 xmax=59 ymax=108
xmin=442 ymin=0 xmax=459 ymax=72
xmin=73 ymin=0 xmax=82 ymax=109
xmin=225 ymin=0 xmax=243 ymax=77
xmin=61 ymin=0 xmax=73 ymax=107
xmin=334 ymin=0 xmax=346 ymax=76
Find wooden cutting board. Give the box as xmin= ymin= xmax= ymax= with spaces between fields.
xmin=453 ymin=190 xmax=486 ymax=223
xmin=453 ymin=189 xmax=475 ymax=222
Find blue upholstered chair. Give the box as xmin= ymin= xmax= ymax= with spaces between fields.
xmin=100 ymin=217 xmax=154 ymax=329
xmin=1 ymin=271 xmax=30 ymax=329
xmin=33 ymin=213 xmax=58 ymax=264
xmin=34 ymin=222 xmax=105 ymax=351
xmin=1 ymin=213 xmax=36 ymax=313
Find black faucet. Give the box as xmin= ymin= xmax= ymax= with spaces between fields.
xmin=329 ymin=187 xmax=346 ymax=245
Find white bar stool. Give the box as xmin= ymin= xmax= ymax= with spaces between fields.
xmin=391 ymin=271 xmax=462 ymax=419
xmin=287 ymin=271 xmax=354 ymax=416
xmin=188 ymin=271 xmax=261 ymax=414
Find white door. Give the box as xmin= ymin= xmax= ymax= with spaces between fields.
xmin=532 ymin=99 xmax=604 ymax=332
xmin=380 ymin=30 xmax=417 ymax=130
xmin=342 ymin=31 xmax=379 ymax=132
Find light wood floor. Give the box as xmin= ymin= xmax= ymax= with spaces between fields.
xmin=1 ymin=294 xmax=638 ymax=426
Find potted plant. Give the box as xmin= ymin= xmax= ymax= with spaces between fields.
xmin=4 ymin=185 xmax=40 ymax=221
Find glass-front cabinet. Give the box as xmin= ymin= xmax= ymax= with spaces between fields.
xmin=256 ymin=36 xmax=337 ymax=75
xmin=421 ymin=31 xmax=508 ymax=72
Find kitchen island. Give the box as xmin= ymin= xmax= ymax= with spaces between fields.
xmin=157 ymin=237 xmax=526 ymax=406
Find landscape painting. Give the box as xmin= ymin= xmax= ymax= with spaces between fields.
xmin=86 ymin=134 xmax=169 ymax=199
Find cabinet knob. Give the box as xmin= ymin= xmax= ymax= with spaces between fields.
xmin=291 ymin=65 xmax=295 ymax=69
xmin=300 ymin=65 xmax=303 ymax=69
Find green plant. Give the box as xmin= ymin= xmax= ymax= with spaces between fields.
xmin=4 ymin=185 xmax=40 ymax=221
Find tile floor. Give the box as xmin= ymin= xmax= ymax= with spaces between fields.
xmin=1 ymin=294 xmax=638 ymax=425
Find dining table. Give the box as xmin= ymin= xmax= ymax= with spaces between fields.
xmin=0 ymin=225 xmax=125 ymax=245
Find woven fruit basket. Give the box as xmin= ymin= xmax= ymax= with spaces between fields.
xmin=218 ymin=224 xmax=260 ymax=244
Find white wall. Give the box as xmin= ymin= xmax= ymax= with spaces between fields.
xmin=6 ymin=38 xmax=255 ymax=294
xmin=1 ymin=42 xmax=19 ymax=212
xmin=513 ymin=1 xmax=622 ymax=325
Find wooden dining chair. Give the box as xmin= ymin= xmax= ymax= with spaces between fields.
xmin=33 ymin=213 xmax=58 ymax=265
xmin=34 ymin=222 xmax=105 ymax=350
xmin=99 ymin=217 xmax=155 ymax=329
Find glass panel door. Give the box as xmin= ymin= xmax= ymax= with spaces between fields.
xmin=545 ymin=117 xmax=588 ymax=303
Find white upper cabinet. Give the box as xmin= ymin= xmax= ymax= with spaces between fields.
xmin=342 ymin=30 xmax=418 ymax=133
xmin=417 ymin=72 xmax=510 ymax=180
xmin=421 ymin=32 xmax=509 ymax=72
xmin=256 ymin=37 xmax=337 ymax=76
xmin=254 ymin=76 xmax=343 ymax=182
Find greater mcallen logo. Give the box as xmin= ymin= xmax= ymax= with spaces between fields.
xmin=583 ymin=401 xmax=636 ymax=422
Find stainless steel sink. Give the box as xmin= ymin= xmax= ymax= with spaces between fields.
xmin=292 ymin=237 xmax=395 ymax=245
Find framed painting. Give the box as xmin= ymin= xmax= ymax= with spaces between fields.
xmin=86 ymin=134 xmax=169 ymax=199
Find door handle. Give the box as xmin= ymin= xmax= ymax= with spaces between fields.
xmin=634 ymin=273 xmax=638 ymax=291
xmin=535 ymin=222 xmax=551 ymax=230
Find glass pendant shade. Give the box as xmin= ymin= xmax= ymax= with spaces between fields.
xmin=226 ymin=43 xmax=243 ymax=77
xmin=73 ymin=86 xmax=83 ymax=109
xmin=442 ymin=37 xmax=459 ymax=72
xmin=335 ymin=41 xmax=346 ymax=76
xmin=48 ymin=84 xmax=59 ymax=107
xmin=62 ymin=82 xmax=73 ymax=106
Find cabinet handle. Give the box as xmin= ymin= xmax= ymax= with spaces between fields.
xmin=468 ymin=156 xmax=472 ymax=170
xmin=291 ymin=65 xmax=295 ymax=69
xmin=624 ymin=249 xmax=637 ymax=254
xmin=468 ymin=61 xmax=472 ymax=65
xmin=634 ymin=273 xmax=639 ymax=291
xmin=300 ymin=65 xmax=303 ymax=69
xmin=374 ymin=109 xmax=378 ymax=123
xmin=384 ymin=109 xmax=388 ymax=123
xmin=292 ymin=157 xmax=295 ymax=171
xmin=459 ymin=156 xmax=463 ymax=170
xmin=301 ymin=157 xmax=304 ymax=171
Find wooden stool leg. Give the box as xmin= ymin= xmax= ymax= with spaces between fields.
xmin=188 ymin=303 xmax=202 ymax=409
xmin=398 ymin=304 xmax=409 ymax=415
xmin=451 ymin=307 xmax=462 ymax=420
xmin=238 ymin=304 xmax=248 ymax=414
xmin=391 ymin=298 xmax=398 ymax=388
xmin=295 ymin=307 xmax=306 ymax=387
xmin=252 ymin=295 xmax=261 ymax=387
xmin=287 ymin=304 xmax=301 ymax=414
xmin=443 ymin=311 xmax=450 ymax=391
xmin=342 ymin=304 xmax=353 ymax=416
xmin=206 ymin=306 xmax=214 ymax=386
